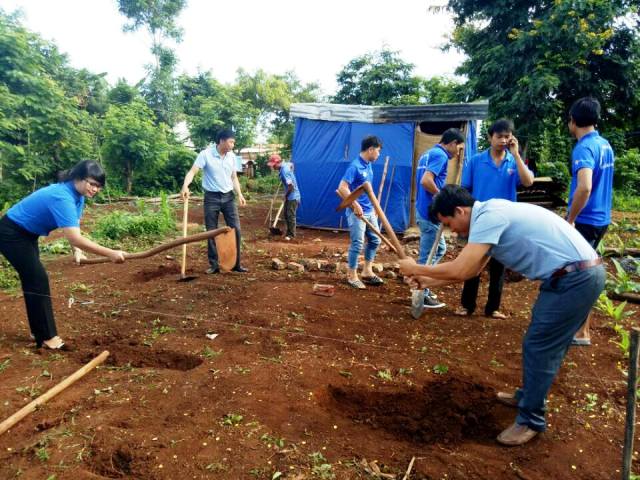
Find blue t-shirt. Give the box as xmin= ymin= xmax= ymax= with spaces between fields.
xmin=341 ymin=156 xmax=374 ymax=215
xmin=416 ymin=144 xmax=450 ymax=220
xmin=568 ymin=131 xmax=614 ymax=227
xmin=468 ymin=199 xmax=597 ymax=280
xmin=194 ymin=145 xmax=236 ymax=193
xmin=462 ymin=150 xmax=528 ymax=201
xmin=7 ymin=181 xmax=84 ymax=236
xmin=279 ymin=163 xmax=301 ymax=202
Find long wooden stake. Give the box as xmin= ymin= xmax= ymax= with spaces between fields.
xmin=622 ymin=328 xmax=640 ymax=480
xmin=0 ymin=351 xmax=109 ymax=436
xmin=402 ymin=456 xmax=416 ymax=480
xmin=180 ymin=197 xmax=189 ymax=278
xmin=383 ymin=166 xmax=396 ymax=215
xmin=377 ymin=156 xmax=390 ymax=203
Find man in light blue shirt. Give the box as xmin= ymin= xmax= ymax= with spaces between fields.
xmin=415 ymin=128 xmax=465 ymax=308
xmin=458 ymin=119 xmax=534 ymax=319
xmin=268 ymin=154 xmax=301 ymax=240
xmin=337 ymin=135 xmax=384 ymax=290
xmin=399 ymin=186 xmax=604 ymax=446
xmin=566 ymin=97 xmax=615 ymax=345
xmin=181 ymin=129 xmax=248 ymax=273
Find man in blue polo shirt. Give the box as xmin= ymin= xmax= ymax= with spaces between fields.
xmin=268 ymin=154 xmax=301 ymax=240
xmin=566 ymin=97 xmax=615 ymax=346
xmin=181 ymin=129 xmax=248 ymax=273
xmin=416 ymin=128 xmax=465 ymax=308
xmin=457 ymin=119 xmax=534 ymax=319
xmin=337 ymin=135 xmax=384 ymax=290
xmin=398 ymin=185 xmax=604 ymax=446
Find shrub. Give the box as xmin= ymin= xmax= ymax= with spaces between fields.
xmin=614 ymin=148 xmax=640 ymax=195
xmin=91 ymin=193 xmax=175 ymax=241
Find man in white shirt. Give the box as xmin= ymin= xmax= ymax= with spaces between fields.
xmin=181 ymin=129 xmax=248 ymax=273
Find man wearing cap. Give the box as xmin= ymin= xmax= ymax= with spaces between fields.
xmin=269 ymin=155 xmax=301 ymax=240
xmin=399 ymin=185 xmax=604 ymax=446
xmin=181 ymin=129 xmax=248 ymax=273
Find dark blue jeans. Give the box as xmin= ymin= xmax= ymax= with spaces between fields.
xmin=514 ymin=264 xmax=605 ymax=431
xmin=204 ymin=191 xmax=241 ymax=269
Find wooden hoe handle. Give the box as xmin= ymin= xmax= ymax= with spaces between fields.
xmin=78 ymin=227 xmax=232 ymax=265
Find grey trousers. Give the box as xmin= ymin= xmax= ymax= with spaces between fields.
xmin=204 ymin=191 xmax=241 ymax=269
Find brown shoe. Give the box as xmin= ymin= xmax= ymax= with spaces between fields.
xmin=496 ymin=391 xmax=519 ymax=408
xmin=496 ymin=422 xmax=538 ymax=446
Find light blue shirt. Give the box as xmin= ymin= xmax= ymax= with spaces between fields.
xmin=7 ymin=181 xmax=84 ymax=236
xmin=194 ymin=145 xmax=236 ymax=193
xmin=280 ymin=163 xmax=301 ymax=202
xmin=416 ymin=144 xmax=450 ymax=220
xmin=468 ymin=199 xmax=597 ymax=280
xmin=568 ymin=131 xmax=614 ymax=227
xmin=462 ymin=150 xmax=530 ymax=202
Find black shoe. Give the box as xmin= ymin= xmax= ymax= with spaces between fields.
xmin=424 ymin=293 xmax=446 ymax=309
xmin=232 ymin=266 xmax=249 ymax=273
xmin=206 ymin=267 xmax=220 ymax=274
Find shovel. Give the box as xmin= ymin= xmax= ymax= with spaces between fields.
xmin=270 ymin=201 xmax=284 ymax=235
xmin=336 ymin=182 xmax=425 ymax=319
xmin=179 ymin=196 xmax=198 ymax=282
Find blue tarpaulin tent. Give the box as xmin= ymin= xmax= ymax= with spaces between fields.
xmin=290 ymin=102 xmax=488 ymax=232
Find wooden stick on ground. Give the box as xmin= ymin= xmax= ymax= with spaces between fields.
xmin=402 ymin=456 xmax=416 ymax=480
xmin=622 ymin=328 xmax=640 ymax=480
xmin=78 ymin=227 xmax=233 ymax=265
xmin=0 ymin=351 xmax=109 ymax=436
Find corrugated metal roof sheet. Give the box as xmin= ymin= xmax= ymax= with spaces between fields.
xmin=290 ymin=102 xmax=489 ymax=123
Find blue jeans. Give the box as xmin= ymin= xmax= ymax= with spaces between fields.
xmin=417 ymin=212 xmax=446 ymax=297
xmin=347 ymin=211 xmax=381 ymax=269
xmin=513 ymin=265 xmax=605 ymax=431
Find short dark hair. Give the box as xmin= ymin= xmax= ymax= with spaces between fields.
xmin=488 ymin=118 xmax=514 ymax=136
xmin=361 ymin=135 xmax=383 ymax=152
xmin=441 ymin=128 xmax=465 ymax=145
xmin=217 ymin=129 xmax=236 ymax=143
xmin=429 ymin=185 xmax=475 ymax=221
xmin=59 ymin=160 xmax=106 ymax=186
xmin=569 ymin=97 xmax=600 ymax=128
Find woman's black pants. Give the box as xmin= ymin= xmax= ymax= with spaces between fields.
xmin=0 ymin=216 xmax=57 ymax=345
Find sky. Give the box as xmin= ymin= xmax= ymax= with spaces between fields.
xmin=2 ymin=0 xmax=465 ymax=96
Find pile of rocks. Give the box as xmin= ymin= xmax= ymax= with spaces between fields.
xmin=271 ymin=257 xmax=400 ymax=279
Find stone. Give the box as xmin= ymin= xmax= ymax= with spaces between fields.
xmin=287 ymin=262 xmax=305 ymax=273
xmin=271 ymin=258 xmax=286 ymax=270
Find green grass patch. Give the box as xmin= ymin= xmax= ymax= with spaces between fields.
xmin=613 ymin=193 xmax=640 ymax=212
xmin=0 ymin=257 xmax=19 ymax=292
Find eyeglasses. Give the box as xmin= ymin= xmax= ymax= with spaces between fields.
xmin=84 ymin=179 xmax=103 ymax=190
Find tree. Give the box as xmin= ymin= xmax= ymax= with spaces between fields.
xmin=446 ymin=0 xmax=640 ymax=160
xmin=333 ymin=48 xmax=423 ymax=105
xmin=117 ymin=0 xmax=187 ymax=126
xmin=101 ymin=99 xmax=169 ymax=194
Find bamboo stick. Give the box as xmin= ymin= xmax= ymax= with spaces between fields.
xmin=622 ymin=328 xmax=640 ymax=480
xmin=0 ymin=351 xmax=109 ymax=436
xmin=377 ymin=156 xmax=390 ymax=202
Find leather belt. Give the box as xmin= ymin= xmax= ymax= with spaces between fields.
xmin=551 ymin=258 xmax=603 ymax=279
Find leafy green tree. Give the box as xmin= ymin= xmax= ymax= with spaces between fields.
xmin=446 ymin=0 xmax=640 ymax=159
xmin=117 ymin=0 xmax=186 ymax=126
xmin=235 ymin=69 xmax=321 ymax=148
xmin=333 ymin=48 xmax=423 ymax=105
xmin=179 ymin=72 xmax=258 ymax=150
xmin=108 ymin=79 xmax=140 ymax=105
xmin=101 ymin=99 xmax=169 ymax=194
xmin=0 ymin=10 xmax=97 ymax=202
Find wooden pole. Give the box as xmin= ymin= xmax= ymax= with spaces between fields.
xmin=377 ymin=156 xmax=390 ymax=203
xmin=622 ymin=328 xmax=640 ymax=480
xmin=0 ymin=351 xmax=109 ymax=436
xmin=383 ymin=166 xmax=396 ymax=215
xmin=361 ymin=182 xmax=406 ymax=259
xmin=180 ymin=197 xmax=189 ymax=278
xmin=78 ymin=227 xmax=232 ymax=265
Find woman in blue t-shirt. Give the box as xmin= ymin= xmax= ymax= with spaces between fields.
xmin=0 ymin=160 xmax=127 ymax=349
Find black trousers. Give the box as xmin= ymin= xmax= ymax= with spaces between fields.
xmin=204 ymin=191 xmax=241 ymax=269
xmin=0 ymin=216 xmax=57 ymax=344
xmin=461 ymin=257 xmax=505 ymax=315
xmin=284 ymin=199 xmax=299 ymax=237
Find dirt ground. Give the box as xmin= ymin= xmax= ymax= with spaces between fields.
xmin=0 ymin=198 xmax=634 ymax=479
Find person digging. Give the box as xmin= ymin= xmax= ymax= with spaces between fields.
xmin=399 ymin=185 xmax=604 ymax=446
xmin=337 ymin=135 xmax=385 ymax=290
